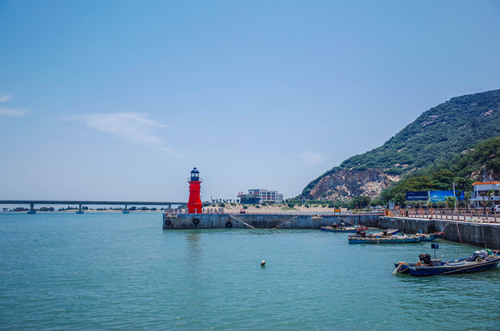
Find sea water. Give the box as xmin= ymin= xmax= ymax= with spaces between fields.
xmin=0 ymin=212 xmax=499 ymax=330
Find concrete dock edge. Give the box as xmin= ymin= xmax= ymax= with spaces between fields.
xmin=163 ymin=213 xmax=500 ymax=249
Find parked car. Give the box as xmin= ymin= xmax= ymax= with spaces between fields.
xmin=493 ymin=205 xmax=500 ymax=212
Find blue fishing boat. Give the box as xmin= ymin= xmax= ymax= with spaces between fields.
xmin=408 ymin=256 xmax=500 ymax=276
xmin=416 ymin=232 xmax=443 ymax=242
xmin=321 ymin=225 xmax=368 ymax=233
xmin=393 ymin=247 xmax=443 ymax=274
xmin=394 ymin=246 xmax=500 ymax=276
xmin=349 ymin=234 xmax=421 ymax=244
xmin=367 ymin=229 xmax=399 ymax=237
xmin=348 ymin=228 xmax=404 ymax=244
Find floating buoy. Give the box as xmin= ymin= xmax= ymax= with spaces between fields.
xmin=261 ymin=260 xmax=266 ymax=267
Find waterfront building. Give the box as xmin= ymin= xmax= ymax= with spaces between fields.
xmin=470 ymin=181 xmax=500 ymax=208
xmin=238 ymin=189 xmax=284 ymax=204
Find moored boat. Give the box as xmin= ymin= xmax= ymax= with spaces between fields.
xmin=369 ymin=229 xmax=399 ymax=236
xmin=394 ymin=248 xmax=500 ymax=276
xmin=321 ymin=225 xmax=368 ymax=233
xmin=393 ymin=255 xmax=442 ymax=274
xmin=416 ymin=232 xmax=444 ymax=242
xmin=349 ymin=234 xmax=421 ymax=244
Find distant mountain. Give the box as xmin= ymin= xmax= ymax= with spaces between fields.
xmin=301 ymin=89 xmax=500 ymax=200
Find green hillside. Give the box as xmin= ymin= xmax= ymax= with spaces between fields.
xmin=379 ymin=136 xmax=500 ymax=204
xmin=302 ymin=89 xmax=500 ymax=197
xmin=450 ymin=136 xmax=500 ymax=179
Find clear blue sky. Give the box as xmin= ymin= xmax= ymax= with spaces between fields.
xmin=1 ymin=0 xmax=499 ymax=202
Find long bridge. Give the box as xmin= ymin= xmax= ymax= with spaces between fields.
xmin=0 ymin=200 xmax=186 ymax=214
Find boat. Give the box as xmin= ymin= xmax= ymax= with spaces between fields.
xmin=320 ymin=225 xmax=368 ymax=233
xmin=348 ymin=234 xmax=421 ymax=244
xmin=416 ymin=232 xmax=443 ymax=242
xmin=369 ymin=229 xmax=399 ymax=237
xmin=394 ymin=247 xmax=500 ymax=276
xmin=347 ymin=228 xmax=405 ymax=244
xmin=393 ymin=257 xmax=442 ymax=274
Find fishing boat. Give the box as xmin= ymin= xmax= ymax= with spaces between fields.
xmin=393 ymin=256 xmax=442 ymax=274
xmin=416 ymin=232 xmax=443 ymax=242
xmin=320 ymin=225 xmax=368 ymax=233
xmin=369 ymin=229 xmax=399 ymax=237
xmin=393 ymin=246 xmax=500 ymax=276
xmin=348 ymin=234 xmax=421 ymax=244
xmin=347 ymin=228 xmax=401 ymax=244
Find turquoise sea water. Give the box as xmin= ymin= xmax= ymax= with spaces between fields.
xmin=0 ymin=212 xmax=499 ymax=330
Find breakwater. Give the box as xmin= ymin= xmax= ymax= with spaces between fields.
xmin=162 ymin=213 xmax=379 ymax=230
xmin=163 ymin=213 xmax=500 ymax=249
xmin=378 ymin=216 xmax=500 ymax=249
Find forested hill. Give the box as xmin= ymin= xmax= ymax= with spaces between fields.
xmin=379 ymin=136 xmax=500 ymax=204
xmin=301 ymin=89 xmax=500 ymax=200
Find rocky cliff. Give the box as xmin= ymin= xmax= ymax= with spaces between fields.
xmin=306 ymin=168 xmax=400 ymax=200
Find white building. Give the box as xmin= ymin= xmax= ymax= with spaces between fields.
xmin=470 ymin=181 xmax=500 ymax=208
xmin=238 ymin=189 xmax=284 ymax=204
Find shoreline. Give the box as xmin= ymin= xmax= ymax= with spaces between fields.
xmin=1 ymin=204 xmax=351 ymax=214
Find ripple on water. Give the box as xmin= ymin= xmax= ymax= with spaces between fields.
xmin=0 ymin=212 xmax=499 ymax=330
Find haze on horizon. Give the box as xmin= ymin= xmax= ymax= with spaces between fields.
xmin=1 ymin=1 xmax=499 ymax=202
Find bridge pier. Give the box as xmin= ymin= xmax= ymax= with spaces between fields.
xmin=27 ymin=203 xmax=36 ymax=214
xmin=76 ymin=204 xmax=84 ymax=214
xmin=123 ymin=204 xmax=129 ymax=214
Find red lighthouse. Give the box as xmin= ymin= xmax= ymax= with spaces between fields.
xmin=187 ymin=167 xmax=203 ymax=214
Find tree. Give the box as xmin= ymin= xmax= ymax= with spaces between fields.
xmin=350 ymin=196 xmax=371 ymax=209
xmin=431 ymin=170 xmax=455 ymax=190
xmin=445 ymin=196 xmax=456 ymax=209
xmin=370 ymin=196 xmax=384 ymax=207
xmin=464 ymin=191 xmax=472 ymax=210
xmin=391 ymin=193 xmax=406 ymax=207
xmin=453 ymin=177 xmax=474 ymax=192
xmin=487 ymin=189 xmax=495 ymax=208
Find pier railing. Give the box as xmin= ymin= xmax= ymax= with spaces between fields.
xmin=388 ymin=208 xmax=498 ymax=223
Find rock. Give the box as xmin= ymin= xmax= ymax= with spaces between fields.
xmin=306 ymin=168 xmax=399 ymax=200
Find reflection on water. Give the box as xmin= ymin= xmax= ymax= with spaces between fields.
xmin=186 ymin=231 xmax=202 ymax=257
xmin=185 ymin=231 xmax=203 ymax=292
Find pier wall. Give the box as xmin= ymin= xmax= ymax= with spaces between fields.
xmin=375 ymin=217 xmax=500 ymax=249
xmin=163 ymin=213 xmax=379 ymax=230
xmin=164 ymin=213 xmax=500 ymax=249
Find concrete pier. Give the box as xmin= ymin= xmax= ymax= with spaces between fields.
xmin=378 ymin=216 xmax=500 ymax=249
xmin=163 ymin=213 xmax=500 ymax=249
xmin=163 ymin=213 xmax=379 ymax=229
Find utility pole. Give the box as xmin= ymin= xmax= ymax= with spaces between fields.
xmin=453 ymin=182 xmax=457 ymax=212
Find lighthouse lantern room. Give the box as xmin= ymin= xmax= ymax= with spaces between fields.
xmin=187 ymin=167 xmax=203 ymax=214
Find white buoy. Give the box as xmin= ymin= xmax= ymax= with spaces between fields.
xmin=261 ymin=260 xmax=266 ymax=266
